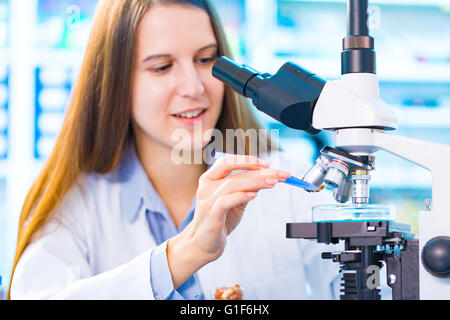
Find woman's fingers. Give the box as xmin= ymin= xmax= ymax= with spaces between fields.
xmin=232 ymin=167 xmax=292 ymax=181
xmin=195 ymin=155 xmax=292 ymax=236
xmin=203 ymin=155 xmax=269 ymax=181
xmin=208 ymin=191 xmax=256 ymax=224
xmin=210 ymin=168 xmax=291 ymax=198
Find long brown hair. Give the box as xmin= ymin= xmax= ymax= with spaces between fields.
xmin=8 ymin=0 xmax=277 ymax=298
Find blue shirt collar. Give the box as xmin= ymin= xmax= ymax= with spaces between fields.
xmin=118 ymin=141 xmax=164 ymax=223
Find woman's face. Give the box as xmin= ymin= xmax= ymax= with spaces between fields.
xmin=131 ymin=4 xmax=225 ymax=152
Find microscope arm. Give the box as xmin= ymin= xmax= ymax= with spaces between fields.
xmin=335 ymin=128 xmax=450 ymax=223
xmin=336 ymin=128 xmax=450 ymax=295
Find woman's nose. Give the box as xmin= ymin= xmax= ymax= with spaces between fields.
xmin=176 ymin=64 xmax=205 ymax=98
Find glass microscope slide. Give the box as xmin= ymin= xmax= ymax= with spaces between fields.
xmin=228 ymin=169 xmax=320 ymax=192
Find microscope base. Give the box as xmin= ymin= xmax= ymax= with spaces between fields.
xmin=286 ymin=220 xmax=419 ymax=300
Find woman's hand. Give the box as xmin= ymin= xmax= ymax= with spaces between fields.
xmin=191 ymin=154 xmax=291 ymax=260
xmin=166 ymin=155 xmax=291 ymax=289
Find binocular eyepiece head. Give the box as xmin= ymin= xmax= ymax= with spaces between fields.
xmin=212 ymin=56 xmax=325 ymax=135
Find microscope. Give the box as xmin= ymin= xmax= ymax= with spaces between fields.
xmin=212 ymin=0 xmax=450 ymax=300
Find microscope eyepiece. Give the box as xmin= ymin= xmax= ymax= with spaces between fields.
xmin=212 ymin=56 xmax=326 ymax=135
xmin=212 ymin=56 xmax=264 ymax=97
xmin=342 ymin=0 xmax=376 ymax=74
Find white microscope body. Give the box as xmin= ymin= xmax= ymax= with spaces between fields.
xmin=313 ymin=72 xmax=450 ymax=299
xmin=212 ymin=0 xmax=449 ymax=299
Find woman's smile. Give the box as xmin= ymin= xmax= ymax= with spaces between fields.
xmin=171 ymin=108 xmax=208 ymax=126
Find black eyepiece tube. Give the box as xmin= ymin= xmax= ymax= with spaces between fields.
xmin=212 ymin=56 xmax=325 ymax=135
xmin=342 ymin=0 xmax=375 ymax=74
xmin=348 ymin=0 xmax=369 ymax=36
xmin=212 ymin=56 xmax=262 ymax=97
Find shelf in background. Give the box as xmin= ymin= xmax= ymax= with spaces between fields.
xmin=393 ymin=106 xmax=450 ymax=128
xmin=370 ymin=165 xmax=431 ymax=189
xmin=271 ymin=56 xmax=450 ymax=83
xmin=32 ymin=49 xmax=86 ymax=69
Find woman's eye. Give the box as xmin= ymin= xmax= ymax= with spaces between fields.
xmin=151 ymin=64 xmax=172 ymax=73
xmin=197 ymin=56 xmax=216 ymax=64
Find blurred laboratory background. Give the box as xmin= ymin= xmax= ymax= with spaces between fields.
xmin=0 ymin=0 xmax=449 ymax=294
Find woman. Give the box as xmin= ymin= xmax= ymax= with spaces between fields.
xmin=9 ymin=0 xmax=340 ymax=299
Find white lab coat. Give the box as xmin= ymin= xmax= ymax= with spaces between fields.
xmin=10 ymin=151 xmax=342 ymax=300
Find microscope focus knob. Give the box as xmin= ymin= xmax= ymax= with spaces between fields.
xmin=421 ymin=236 xmax=450 ymax=278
